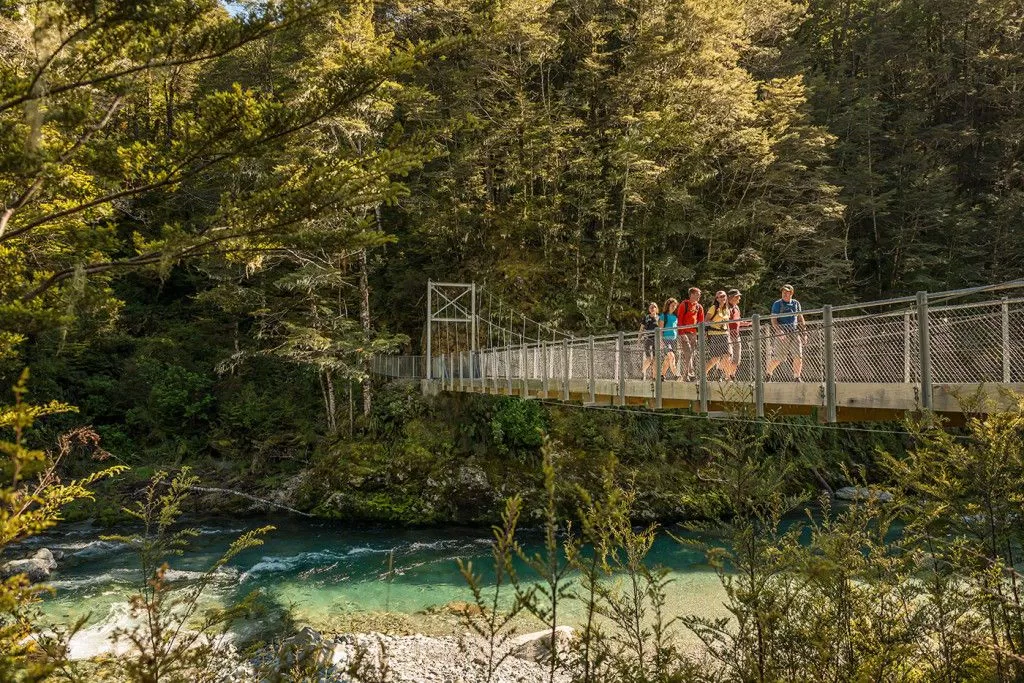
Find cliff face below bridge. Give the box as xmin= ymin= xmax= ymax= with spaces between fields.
xmin=106 ymin=384 xmax=901 ymax=528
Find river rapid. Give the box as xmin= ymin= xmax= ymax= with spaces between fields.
xmin=17 ymin=517 xmax=731 ymax=659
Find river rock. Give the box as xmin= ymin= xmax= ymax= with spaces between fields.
xmin=834 ymin=486 xmax=893 ymax=503
xmin=33 ymin=548 xmax=58 ymax=570
xmin=0 ymin=548 xmax=58 ymax=583
xmin=510 ymin=626 xmax=574 ymax=664
xmin=258 ymin=626 xmax=333 ymax=680
xmin=331 ymin=631 xmax=571 ymax=682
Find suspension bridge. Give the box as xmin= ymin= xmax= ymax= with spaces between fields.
xmin=371 ymin=281 xmax=1024 ymax=423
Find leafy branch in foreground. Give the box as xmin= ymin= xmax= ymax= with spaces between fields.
xmin=0 ymin=369 xmax=124 ymax=682
xmin=99 ymin=467 xmax=273 ymax=683
xmin=457 ymin=495 xmax=533 ymax=683
xmin=516 ymin=440 xmax=577 ymax=682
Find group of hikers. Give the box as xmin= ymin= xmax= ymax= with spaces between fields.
xmin=640 ymin=284 xmax=807 ymax=383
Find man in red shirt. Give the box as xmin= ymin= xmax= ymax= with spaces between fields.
xmin=677 ymin=287 xmax=704 ymax=380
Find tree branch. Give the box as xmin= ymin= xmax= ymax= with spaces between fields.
xmin=0 ymin=95 xmax=124 ymax=239
xmin=1 ymin=68 xmax=388 ymax=244
xmin=0 ymin=10 xmax=319 ymax=114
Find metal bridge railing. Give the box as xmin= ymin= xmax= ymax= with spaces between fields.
xmin=371 ymin=290 xmax=1024 ymax=420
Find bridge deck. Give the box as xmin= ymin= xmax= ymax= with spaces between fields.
xmin=422 ymin=378 xmax=1024 ymax=421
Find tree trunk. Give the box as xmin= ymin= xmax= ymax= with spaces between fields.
xmin=359 ymin=246 xmax=372 ymax=417
xmin=606 ymin=165 xmax=629 ymax=324
xmin=319 ymin=369 xmax=337 ymax=433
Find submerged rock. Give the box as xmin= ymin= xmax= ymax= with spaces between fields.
xmin=834 ymin=486 xmax=894 ymax=503
xmin=435 ymin=600 xmax=484 ymax=617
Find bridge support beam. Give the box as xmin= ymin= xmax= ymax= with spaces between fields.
xmin=562 ymin=340 xmax=570 ymax=401
xmin=698 ymin=323 xmax=708 ymax=414
xmin=752 ymin=314 xmax=764 ymax=418
xmin=617 ymin=332 xmax=626 ymax=406
xmin=542 ymin=342 xmax=550 ymax=397
xmin=917 ymin=291 xmax=932 ymax=410
xmin=1003 ymin=297 xmax=1011 ymax=383
xmin=588 ymin=336 xmax=596 ymax=404
xmin=823 ymin=305 xmax=837 ymax=423
xmin=426 ymin=282 xmax=432 ymax=380
xmin=654 ymin=330 xmax=663 ymax=409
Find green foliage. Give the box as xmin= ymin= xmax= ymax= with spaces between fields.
xmin=0 ymin=372 xmax=123 ymax=682
xmin=98 ymin=467 xmax=273 ymax=682
xmin=883 ymin=398 xmax=1024 ymax=679
xmin=457 ymin=495 xmax=532 ymax=683
xmin=488 ymin=397 xmax=545 ymax=457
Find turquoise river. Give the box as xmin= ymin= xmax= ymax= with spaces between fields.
xmin=15 ymin=518 xmax=734 ymax=658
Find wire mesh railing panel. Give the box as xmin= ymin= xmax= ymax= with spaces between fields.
xmin=618 ymin=335 xmax=640 ymax=382
xmin=372 ymin=355 xmax=426 ymax=379
xmin=730 ymin=325 xmax=756 ymax=383
xmin=593 ymin=339 xmax=619 ymax=383
xmin=549 ymin=344 xmax=566 ymax=384
xmin=761 ymin=320 xmax=823 ymax=382
xmin=565 ymin=341 xmax=584 ymax=381
xmin=929 ymin=307 xmax=1005 ymax=384
xmin=832 ymin=312 xmax=913 ymax=383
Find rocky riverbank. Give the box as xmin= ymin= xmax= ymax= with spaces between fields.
xmin=261 ymin=626 xmax=573 ymax=682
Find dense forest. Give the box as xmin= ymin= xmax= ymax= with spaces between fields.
xmin=2 ymin=0 xmax=1024 ymax=679
xmin=2 ymin=0 xmax=1021 ymax=473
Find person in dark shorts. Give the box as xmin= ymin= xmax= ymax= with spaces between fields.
xmin=639 ymin=302 xmax=659 ymax=380
xmin=705 ymin=291 xmax=731 ymax=379
xmin=659 ymin=298 xmax=681 ymax=380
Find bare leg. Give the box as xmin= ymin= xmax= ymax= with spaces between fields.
xmin=765 ymin=359 xmax=781 ymax=378
xmin=792 ymin=357 xmax=803 ymax=379
xmin=662 ymin=352 xmax=677 ymax=378
xmin=642 ymin=356 xmax=653 ymax=380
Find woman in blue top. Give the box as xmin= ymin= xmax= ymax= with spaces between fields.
xmin=659 ymin=298 xmax=680 ymax=380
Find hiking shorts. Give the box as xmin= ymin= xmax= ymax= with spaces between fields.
xmin=772 ymin=331 xmax=804 ymax=361
xmin=708 ymin=334 xmax=730 ymax=358
xmin=729 ymin=338 xmax=742 ymax=363
xmin=662 ymin=337 xmax=677 ymax=353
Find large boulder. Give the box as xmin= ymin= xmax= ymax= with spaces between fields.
xmin=457 ymin=464 xmax=490 ymax=494
xmin=0 ymin=548 xmax=58 ymax=583
xmin=510 ymin=626 xmax=574 ymax=664
xmin=32 ymin=548 xmax=58 ymax=570
xmin=834 ymin=486 xmax=894 ymax=503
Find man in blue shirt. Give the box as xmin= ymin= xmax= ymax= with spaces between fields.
xmin=766 ymin=284 xmax=806 ymax=381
